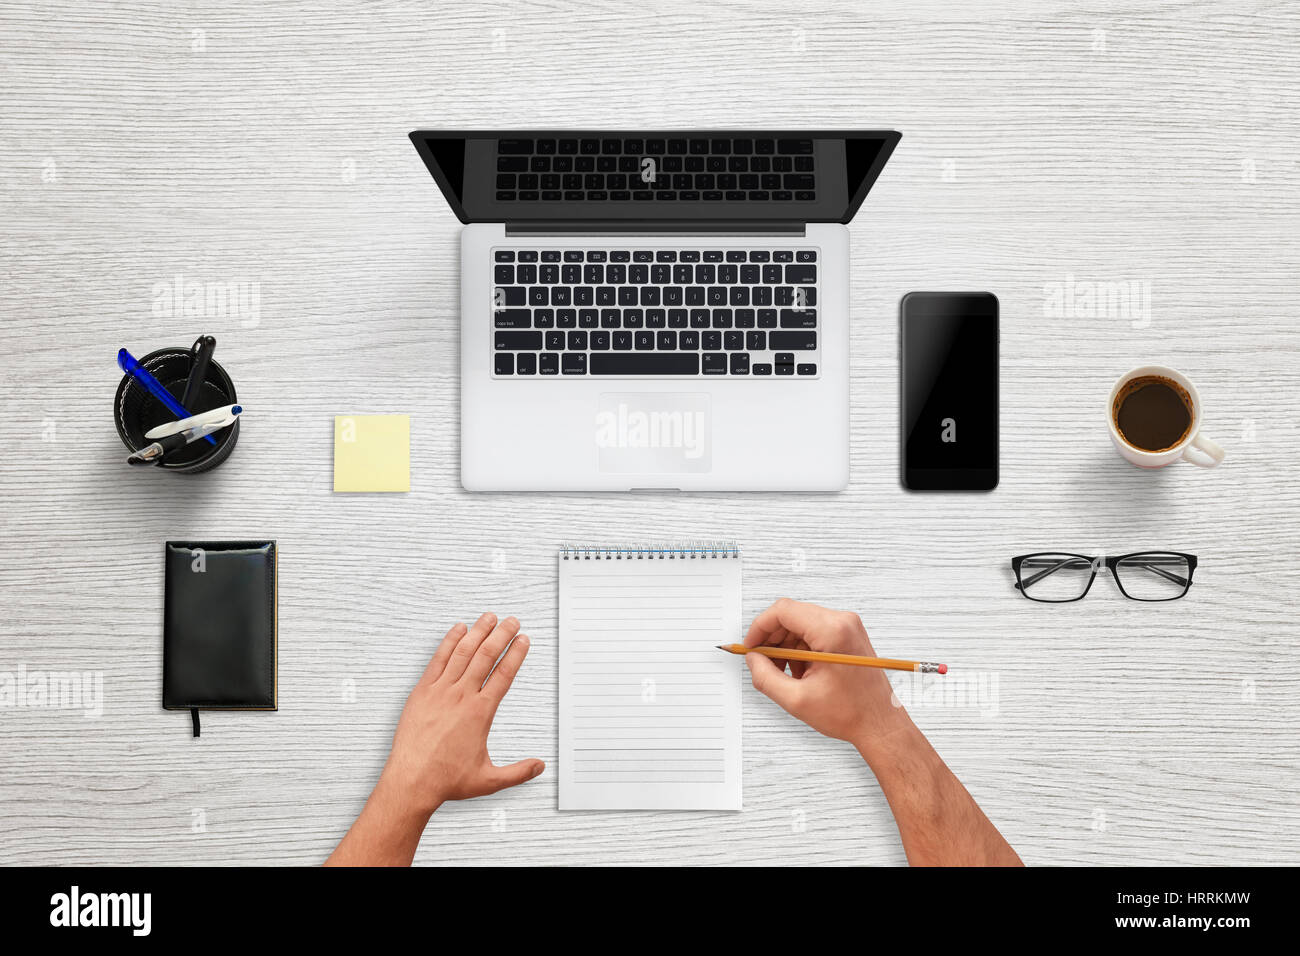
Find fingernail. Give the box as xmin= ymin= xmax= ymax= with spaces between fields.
xmin=532 ymin=763 xmax=544 ymax=778
xmin=517 ymin=635 xmax=529 ymax=647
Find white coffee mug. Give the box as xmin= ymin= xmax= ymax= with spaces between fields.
xmin=1107 ymin=365 xmax=1225 ymax=468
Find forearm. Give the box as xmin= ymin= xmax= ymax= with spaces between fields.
xmin=325 ymin=773 xmax=438 ymax=866
xmin=856 ymin=714 xmax=1023 ymax=867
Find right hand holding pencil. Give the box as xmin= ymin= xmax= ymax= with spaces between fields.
xmin=744 ymin=599 xmax=913 ymax=754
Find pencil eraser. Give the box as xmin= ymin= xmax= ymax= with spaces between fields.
xmin=937 ymin=664 xmax=948 ymax=675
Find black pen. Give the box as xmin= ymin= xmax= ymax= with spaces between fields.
xmin=180 ymin=335 xmax=216 ymax=411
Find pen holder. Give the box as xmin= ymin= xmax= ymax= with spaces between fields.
xmin=114 ymin=347 xmax=240 ymax=474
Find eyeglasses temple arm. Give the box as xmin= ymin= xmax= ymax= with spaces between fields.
xmin=1017 ymin=557 xmax=1093 ymax=590
xmin=1130 ymin=561 xmax=1190 ymax=587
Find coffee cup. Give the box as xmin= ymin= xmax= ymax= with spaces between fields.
xmin=1107 ymin=365 xmax=1223 ymax=469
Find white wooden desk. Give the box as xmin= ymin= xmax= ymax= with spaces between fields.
xmin=1 ymin=0 xmax=1297 ymax=865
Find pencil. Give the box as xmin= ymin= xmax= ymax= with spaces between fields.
xmin=717 ymin=643 xmax=947 ymax=674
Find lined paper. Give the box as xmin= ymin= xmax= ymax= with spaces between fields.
xmin=558 ymin=551 xmax=742 ymax=810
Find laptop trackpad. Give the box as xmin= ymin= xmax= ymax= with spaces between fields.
xmin=595 ymin=393 xmax=712 ymax=473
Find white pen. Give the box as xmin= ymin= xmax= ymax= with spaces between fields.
xmin=128 ymin=410 xmax=240 ymax=465
xmin=145 ymin=404 xmax=243 ymax=439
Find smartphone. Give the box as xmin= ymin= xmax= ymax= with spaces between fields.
xmin=900 ymin=292 xmax=999 ymax=491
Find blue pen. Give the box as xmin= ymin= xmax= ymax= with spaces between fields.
xmin=117 ymin=348 xmax=217 ymax=445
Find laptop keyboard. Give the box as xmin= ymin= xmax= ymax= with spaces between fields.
xmin=492 ymin=248 xmax=819 ymax=377
xmin=495 ymin=137 xmax=817 ymax=203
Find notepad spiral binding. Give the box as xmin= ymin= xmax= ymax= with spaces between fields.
xmin=560 ymin=541 xmax=740 ymax=560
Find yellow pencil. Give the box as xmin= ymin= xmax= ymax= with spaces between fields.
xmin=717 ymin=643 xmax=947 ymax=674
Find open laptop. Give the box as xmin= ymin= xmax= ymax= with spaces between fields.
xmin=409 ymin=129 xmax=900 ymax=491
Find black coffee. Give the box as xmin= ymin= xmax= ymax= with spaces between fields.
xmin=1114 ymin=376 xmax=1193 ymax=452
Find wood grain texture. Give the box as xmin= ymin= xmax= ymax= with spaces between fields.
xmin=1 ymin=0 xmax=1298 ymax=865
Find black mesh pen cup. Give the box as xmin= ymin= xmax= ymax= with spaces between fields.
xmin=114 ymin=347 xmax=240 ymax=474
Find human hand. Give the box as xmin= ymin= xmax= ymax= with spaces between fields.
xmin=380 ymin=613 xmax=545 ymax=816
xmin=744 ymin=599 xmax=914 ymax=757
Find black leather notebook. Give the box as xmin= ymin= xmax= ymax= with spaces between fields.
xmin=163 ymin=541 xmax=277 ymax=735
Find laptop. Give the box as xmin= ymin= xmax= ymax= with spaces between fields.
xmin=409 ymin=129 xmax=900 ymax=491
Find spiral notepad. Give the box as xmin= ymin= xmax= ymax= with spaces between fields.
xmin=558 ymin=543 xmax=743 ymax=811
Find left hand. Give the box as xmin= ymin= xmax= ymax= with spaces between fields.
xmin=380 ymin=612 xmax=545 ymax=814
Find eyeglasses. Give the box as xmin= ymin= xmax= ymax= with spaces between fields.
xmin=1011 ymin=552 xmax=1197 ymax=603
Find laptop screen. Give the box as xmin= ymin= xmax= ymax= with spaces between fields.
xmin=410 ymin=130 xmax=899 ymax=225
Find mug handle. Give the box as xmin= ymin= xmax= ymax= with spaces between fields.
xmin=1183 ymin=433 xmax=1225 ymax=468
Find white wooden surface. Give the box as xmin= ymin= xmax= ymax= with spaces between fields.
xmin=1 ymin=0 xmax=1298 ymax=866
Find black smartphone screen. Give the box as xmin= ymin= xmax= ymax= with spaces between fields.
xmin=900 ymin=292 xmax=999 ymax=490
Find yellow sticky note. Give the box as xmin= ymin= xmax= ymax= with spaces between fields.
xmin=333 ymin=415 xmax=410 ymax=492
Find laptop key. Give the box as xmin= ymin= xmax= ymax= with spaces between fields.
xmin=496 ymin=287 xmax=526 ymax=306
xmin=539 ymin=353 xmax=559 ymax=375
xmin=785 ymin=264 xmax=817 ymax=284
xmin=702 ymin=353 xmax=727 ymax=374
xmin=752 ymin=363 xmax=772 ymax=375
xmin=494 ymin=310 xmax=531 ymax=329
xmin=568 ymin=330 xmax=588 ymax=350
xmin=657 ymin=331 xmax=677 ymax=350
xmin=544 ymin=331 xmax=565 ymax=350
xmin=590 ymin=354 xmax=700 ymax=375
xmin=495 ymin=353 xmax=514 ymax=375
xmin=730 ymin=353 xmax=750 ymax=374
xmin=516 ymin=353 xmax=536 ymax=375
xmin=775 ymin=363 xmax=795 ymax=375
xmin=613 ymin=330 xmax=633 ymax=350
xmin=590 ymin=331 xmax=610 ymax=350
xmin=797 ymin=363 xmax=817 ymax=375
xmin=780 ymin=309 xmax=817 ymax=328
xmin=776 ymin=286 xmax=817 ymax=305
xmin=635 ymin=331 xmax=654 ymax=350
xmin=769 ymin=331 xmax=817 ymax=350
xmin=495 ymin=331 xmax=542 ymax=350
xmin=562 ymin=353 xmax=587 ymax=375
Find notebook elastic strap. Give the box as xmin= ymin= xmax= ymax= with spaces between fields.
xmin=190 ymin=708 xmax=201 ymax=737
